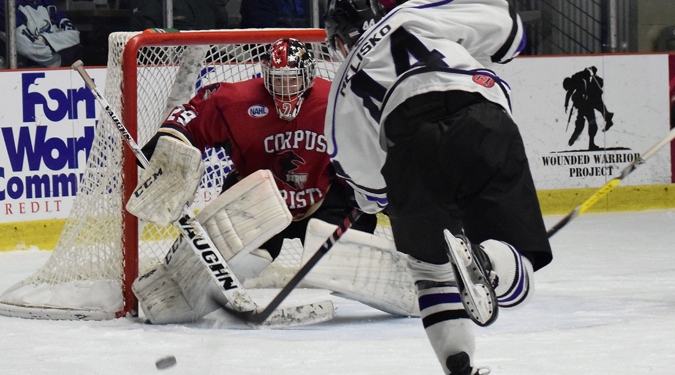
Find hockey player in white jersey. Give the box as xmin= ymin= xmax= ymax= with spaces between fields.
xmin=324 ymin=0 xmax=553 ymax=374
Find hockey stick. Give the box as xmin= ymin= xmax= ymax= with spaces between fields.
xmin=71 ymin=61 xmax=333 ymax=326
xmin=547 ymin=125 xmax=675 ymax=237
xmin=219 ymin=208 xmax=362 ymax=325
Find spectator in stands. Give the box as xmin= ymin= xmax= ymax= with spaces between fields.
xmin=0 ymin=0 xmax=82 ymax=68
xmin=130 ymin=0 xmax=229 ymax=31
xmin=239 ymin=0 xmax=314 ymax=28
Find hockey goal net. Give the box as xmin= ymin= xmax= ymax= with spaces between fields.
xmin=0 ymin=28 xmax=392 ymax=320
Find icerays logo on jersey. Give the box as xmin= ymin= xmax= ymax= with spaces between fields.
xmin=201 ymin=83 xmax=221 ymax=100
xmin=272 ymin=150 xmax=308 ymax=189
xmin=248 ymin=105 xmax=269 ymax=118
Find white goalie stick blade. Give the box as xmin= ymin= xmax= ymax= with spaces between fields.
xmin=217 ymin=209 xmax=362 ymax=326
xmin=214 ymin=299 xmax=335 ymax=328
xmin=443 ymin=230 xmax=498 ymax=327
xmin=252 ymin=300 xmax=335 ymax=328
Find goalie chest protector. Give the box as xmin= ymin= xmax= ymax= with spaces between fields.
xmin=172 ymin=77 xmax=334 ymax=219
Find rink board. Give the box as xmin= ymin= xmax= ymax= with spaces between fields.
xmin=1 ymin=54 xmax=674 ymax=250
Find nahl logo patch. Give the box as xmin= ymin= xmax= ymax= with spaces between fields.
xmin=472 ymin=74 xmax=495 ymax=88
xmin=248 ymin=104 xmax=269 ymax=118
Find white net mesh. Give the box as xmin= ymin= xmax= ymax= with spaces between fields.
xmin=0 ymin=29 xmax=392 ymax=320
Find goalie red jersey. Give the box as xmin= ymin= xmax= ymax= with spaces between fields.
xmin=155 ymin=77 xmax=333 ymax=219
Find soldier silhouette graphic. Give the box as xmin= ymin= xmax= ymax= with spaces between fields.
xmin=563 ymin=66 xmax=614 ymax=150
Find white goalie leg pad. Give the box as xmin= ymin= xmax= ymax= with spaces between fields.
xmin=132 ymin=261 xmax=199 ymax=324
xmin=134 ymin=169 xmax=292 ymax=323
xmin=126 ymin=136 xmax=205 ymax=226
xmin=480 ymin=239 xmax=535 ymax=309
xmin=407 ymin=258 xmax=476 ymax=375
xmin=302 ymin=219 xmax=419 ymax=317
xmin=196 ymin=169 xmax=292 ymax=265
xmin=163 ymin=236 xmax=225 ymax=318
xmin=229 ymin=248 xmax=274 ymax=281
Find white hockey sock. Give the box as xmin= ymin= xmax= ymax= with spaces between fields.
xmin=408 ymin=258 xmax=475 ymax=374
xmin=480 ymin=240 xmax=534 ymax=309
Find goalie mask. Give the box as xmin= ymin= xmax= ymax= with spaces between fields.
xmin=262 ymin=38 xmax=317 ymax=121
xmin=325 ymin=0 xmax=385 ymax=61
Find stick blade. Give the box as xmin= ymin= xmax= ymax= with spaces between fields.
xmin=255 ymin=300 xmax=335 ymax=328
xmin=219 ymin=299 xmax=335 ymax=328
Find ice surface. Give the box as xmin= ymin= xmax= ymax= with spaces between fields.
xmin=1 ymin=209 xmax=674 ymax=375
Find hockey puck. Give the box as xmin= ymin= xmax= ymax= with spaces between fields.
xmin=155 ymin=355 xmax=177 ymax=370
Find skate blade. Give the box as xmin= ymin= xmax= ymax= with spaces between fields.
xmin=443 ymin=230 xmax=498 ymax=327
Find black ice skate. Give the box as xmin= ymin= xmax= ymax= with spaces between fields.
xmin=446 ymin=352 xmax=492 ymax=375
xmin=443 ymin=230 xmax=498 ymax=327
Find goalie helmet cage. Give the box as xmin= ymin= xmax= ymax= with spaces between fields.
xmin=0 ymin=28 xmax=382 ymax=321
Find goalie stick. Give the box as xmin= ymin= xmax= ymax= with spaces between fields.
xmin=218 ymin=208 xmax=362 ymax=325
xmin=71 ymin=60 xmax=334 ymax=327
xmin=548 ymin=125 xmax=675 ymax=237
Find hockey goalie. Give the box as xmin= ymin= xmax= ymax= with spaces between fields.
xmin=126 ymin=38 xmax=420 ymax=324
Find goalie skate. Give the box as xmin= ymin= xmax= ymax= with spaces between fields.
xmin=443 ymin=230 xmax=498 ymax=327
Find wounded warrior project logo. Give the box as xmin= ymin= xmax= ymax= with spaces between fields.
xmin=541 ymin=66 xmax=638 ymax=179
xmin=563 ymin=66 xmax=614 ymax=150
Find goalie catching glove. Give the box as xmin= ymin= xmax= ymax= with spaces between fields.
xmin=126 ymin=136 xmax=205 ymax=226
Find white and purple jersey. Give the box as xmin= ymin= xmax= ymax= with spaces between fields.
xmin=325 ymin=0 xmax=525 ymax=213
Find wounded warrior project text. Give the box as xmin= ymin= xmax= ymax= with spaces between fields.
xmin=542 ymin=152 xmax=641 ymax=177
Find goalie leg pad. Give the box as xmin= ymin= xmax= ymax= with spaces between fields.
xmin=228 ymin=248 xmax=273 ymax=281
xmin=126 ymin=136 xmax=205 ymax=226
xmin=132 ymin=262 xmax=199 ymax=324
xmin=134 ymin=170 xmax=293 ymax=324
xmin=302 ymin=218 xmax=419 ymax=317
xmin=165 ymin=235 xmax=225 ymax=318
xmin=164 ymin=238 xmax=276 ymax=320
xmin=480 ymin=239 xmax=534 ymax=309
xmin=196 ymin=169 xmax=293 ymax=263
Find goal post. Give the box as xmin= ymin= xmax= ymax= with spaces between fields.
xmin=0 ymin=28 xmax=342 ymax=320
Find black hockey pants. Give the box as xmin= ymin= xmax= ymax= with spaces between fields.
xmin=381 ymin=91 xmax=552 ymax=271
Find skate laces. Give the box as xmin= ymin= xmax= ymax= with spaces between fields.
xmin=456 ymin=236 xmax=498 ymax=289
xmin=473 ymin=244 xmax=499 ymax=289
